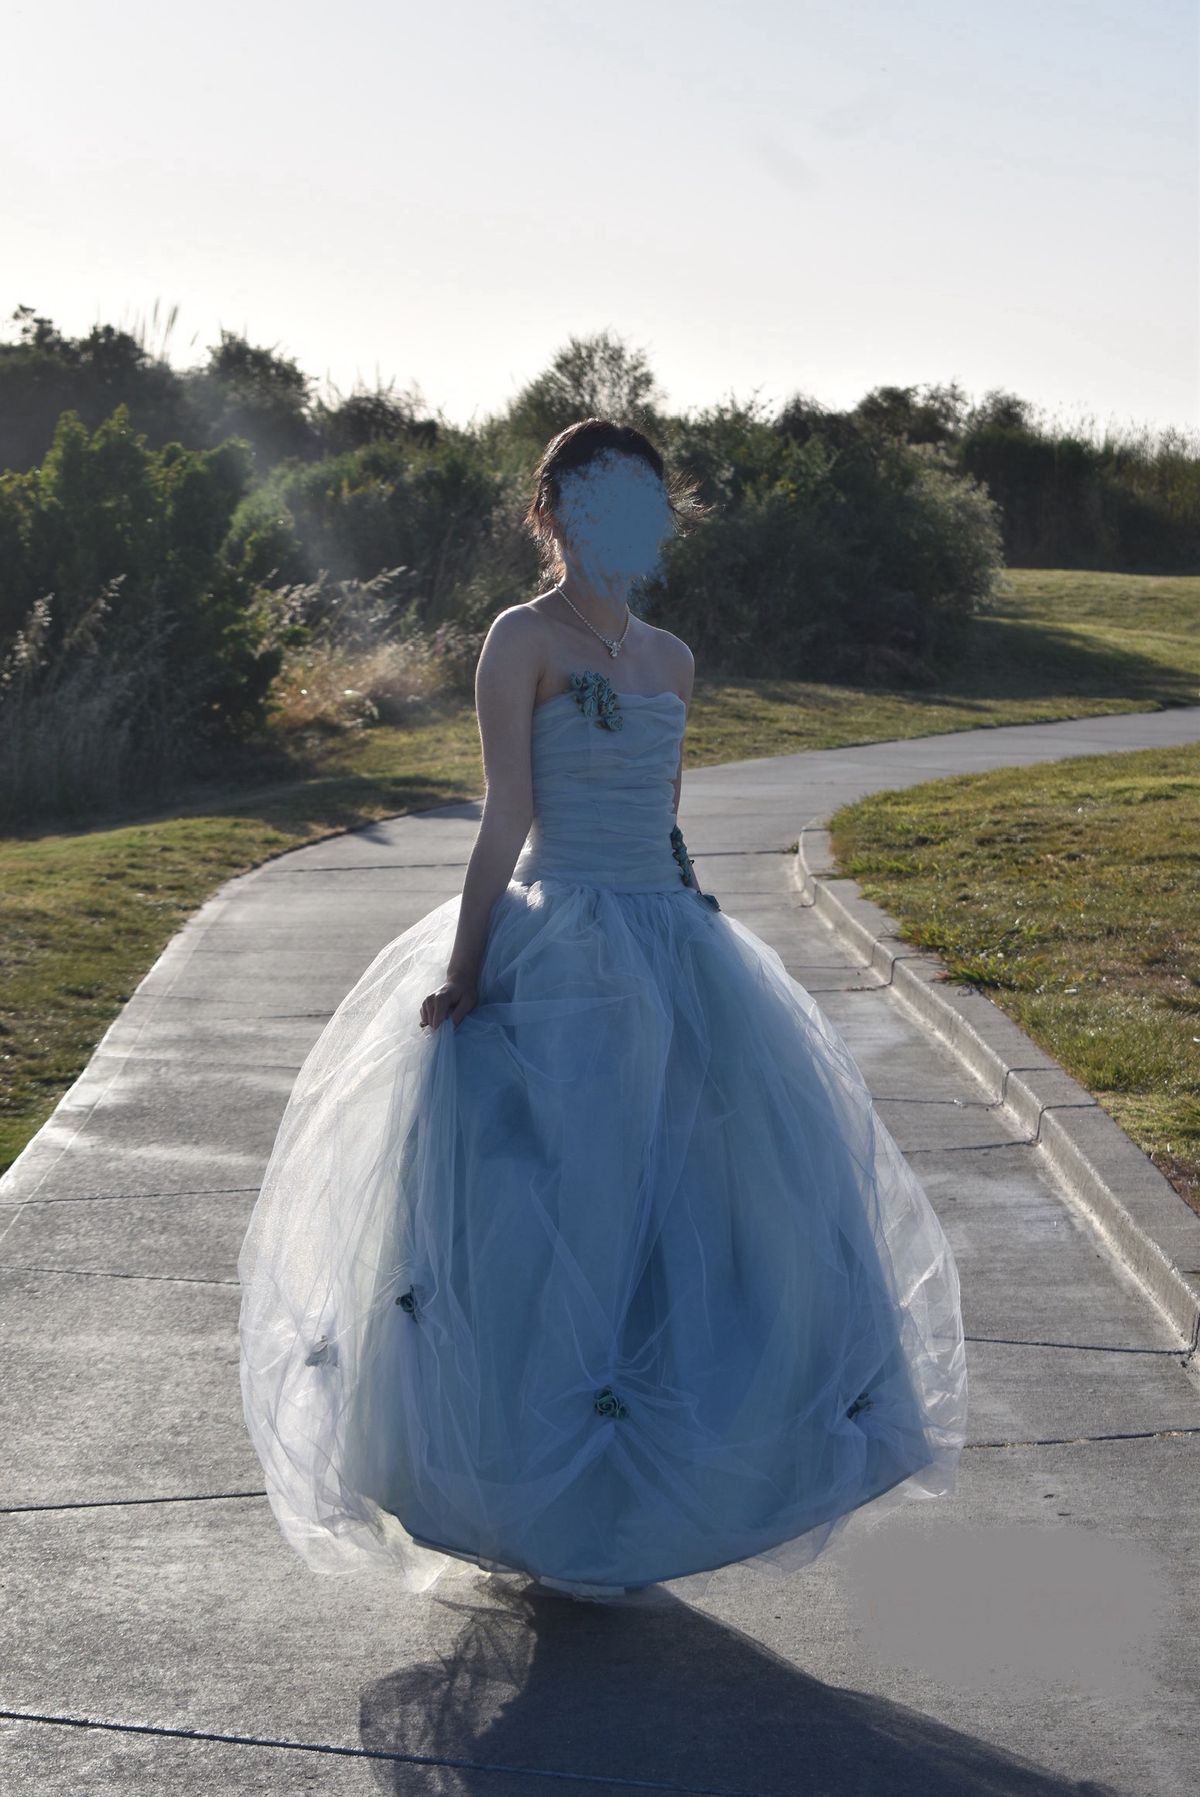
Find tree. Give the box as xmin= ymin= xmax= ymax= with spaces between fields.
xmin=184 ymin=329 xmax=316 ymax=468
xmin=853 ymin=381 xmax=971 ymax=446
xmin=502 ymin=330 xmax=668 ymax=448
xmin=0 ymin=304 xmax=189 ymax=472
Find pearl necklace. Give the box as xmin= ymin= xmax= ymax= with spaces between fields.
xmin=552 ymin=580 xmax=630 ymax=659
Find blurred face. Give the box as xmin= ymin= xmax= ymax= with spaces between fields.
xmin=552 ymin=448 xmax=675 ymax=604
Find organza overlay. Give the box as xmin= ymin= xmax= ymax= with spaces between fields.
xmin=237 ymin=679 xmax=968 ymax=1605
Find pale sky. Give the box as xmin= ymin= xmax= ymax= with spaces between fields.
xmin=4 ymin=0 xmax=1196 ymax=438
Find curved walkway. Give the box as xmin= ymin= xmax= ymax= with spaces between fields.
xmin=3 ymin=703 xmax=1200 ymax=1794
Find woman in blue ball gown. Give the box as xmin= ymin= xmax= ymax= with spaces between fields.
xmin=237 ymin=418 xmax=968 ymax=1606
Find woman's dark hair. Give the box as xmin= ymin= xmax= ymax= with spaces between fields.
xmin=524 ymin=417 xmax=705 ymax=585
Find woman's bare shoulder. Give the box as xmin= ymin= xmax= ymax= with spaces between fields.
xmin=643 ymin=619 xmax=695 ymax=689
xmin=487 ymin=597 xmax=550 ymax=634
xmin=481 ymin=600 xmax=553 ymax=658
xmin=475 ymin=603 xmax=552 ymax=706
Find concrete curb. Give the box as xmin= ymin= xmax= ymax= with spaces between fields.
xmin=790 ymin=821 xmax=1200 ymax=1355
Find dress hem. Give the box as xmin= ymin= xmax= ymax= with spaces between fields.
xmin=397 ymin=1445 xmax=945 ymax=1598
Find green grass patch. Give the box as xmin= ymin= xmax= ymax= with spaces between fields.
xmin=2 ymin=566 xmax=1199 ymax=1177
xmin=827 ymin=741 xmax=1200 ymax=1216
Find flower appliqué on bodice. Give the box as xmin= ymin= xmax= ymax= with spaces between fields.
xmin=569 ymin=669 xmax=624 ymax=730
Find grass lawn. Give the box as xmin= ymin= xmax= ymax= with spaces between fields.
xmin=826 ymin=741 xmax=1200 ymax=1217
xmin=2 ymin=566 xmax=1198 ymax=1176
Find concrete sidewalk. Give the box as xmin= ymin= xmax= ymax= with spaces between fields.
xmin=3 ymin=703 xmax=1200 ymax=1795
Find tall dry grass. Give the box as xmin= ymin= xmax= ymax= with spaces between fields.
xmin=0 ymin=579 xmax=192 ymax=828
xmin=257 ymin=565 xmax=486 ymax=736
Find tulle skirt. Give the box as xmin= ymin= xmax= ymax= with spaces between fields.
xmin=237 ymin=875 xmax=967 ymax=1604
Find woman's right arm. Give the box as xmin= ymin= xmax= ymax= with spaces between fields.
xmin=419 ymin=609 xmax=540 ymax=1032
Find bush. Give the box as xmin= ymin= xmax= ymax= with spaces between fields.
xmin=241 ymin=436 xmax=508 ymax=612
xmin=649 ymin=400 xmax=1004 ymax=683
xmin=0 ymin=406 xmax=285 ymax=819
xmin=0 ymin=405 xmax=281 ymax=740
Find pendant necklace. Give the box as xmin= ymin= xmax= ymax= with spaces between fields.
xmin=552 ymin=580 xmax=630 ymax=658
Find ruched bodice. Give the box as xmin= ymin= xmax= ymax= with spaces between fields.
xmin=511 ymin=686 xmax=688 ymax=892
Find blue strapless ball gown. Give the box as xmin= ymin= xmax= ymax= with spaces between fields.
xmin=237 ymin=675 xmax=968 ymax=1604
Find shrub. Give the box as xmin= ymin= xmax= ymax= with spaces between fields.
xmin=649 ymin=400 xmax=1004 ymax=682
xmin=0 ymin=405 xmax=281 ymax=741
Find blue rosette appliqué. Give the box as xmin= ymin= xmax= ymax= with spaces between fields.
xmin=569 ymin=669 xmax=624 ymax=731
xmin=670 ymin=823 xmax=721 ymax=911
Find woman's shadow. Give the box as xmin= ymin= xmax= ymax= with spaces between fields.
xmin=357 ymin=1574 xmax=1118 ymax=1796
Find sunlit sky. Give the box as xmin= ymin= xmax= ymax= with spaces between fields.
xmin=4 ymin=0 xmax=1196 ymax=438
